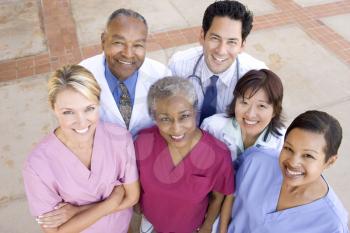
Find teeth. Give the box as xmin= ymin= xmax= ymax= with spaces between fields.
xmin=286 ymin=168 xmax=303 ymax=176
xmin=118 ymin=60 xmax=132 ymax=65
xmin=74 ymin=128 xmax=89 ymax=134
xmin=171 ymin=135 xmax=184 ymax=140
xmin=244 ymin=119 xmax=258 ymax=125
xmin=213 ymin=56 xmax=226 ymax=62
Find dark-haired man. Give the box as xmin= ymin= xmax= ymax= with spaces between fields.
xmin=169 ymin=0 xmax=266 ymax=124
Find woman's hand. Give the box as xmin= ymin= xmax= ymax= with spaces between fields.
xmin=104 ymin=185 xmax=126 ymax=214
xmin=197 ymin=225 xmax=212 ymax=233
xmin=36 ymin=203 xmax=79 ymax=228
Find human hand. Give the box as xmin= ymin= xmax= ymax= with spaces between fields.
xmin=219 ymin=225 xmax=228 ymax=233
xmin=36 ymin=203 xmax=79 ymax=228
xmin=133 ymin=203 xmax=142 ymax=215
xmin=196 ymin=224 xmax=212 ymax=233
xmin=105 ymin=185 xmax=125 ymax=212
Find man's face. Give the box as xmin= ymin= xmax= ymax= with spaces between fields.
xmin=101 ymin=16 xmax=147 ymax=81
xmin=200 ymin=16 xmax=245 ymax=74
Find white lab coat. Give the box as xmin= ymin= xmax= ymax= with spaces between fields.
xmin=80 ymin=53 xmax=171 ymax=137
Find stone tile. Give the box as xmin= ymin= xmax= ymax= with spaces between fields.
xmin=239 ymin=0 xmax=279 ymax=15
xmin=0 ymin=75 xmax=56 ymax=201
xmin=0 ymin=0 xmax=46 ymax=61
xmin=320 ymin=13 xmax=350 ymax=42
xmin=147 ymin=42 xmax=199 ymax=65
xmin=164 ymin=0 xmax=278 ymax=29
xmin=244 ymin=24 xmax=350 ymax=120
xmin=0 ymin=197 xmax=39 ymax=233
xmin=322 ymin=99 xmax=350 ymax=220
xmin=293 ymin=0 xmax=339 ymax=7
xmin=71 ymin=0 xmax=188 ymax=46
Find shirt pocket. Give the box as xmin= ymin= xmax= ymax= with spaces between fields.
xmin=187 ymin=174 xmax=212 ymax=202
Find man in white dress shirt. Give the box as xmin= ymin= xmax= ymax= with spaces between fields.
xmin=80 ymin=9 xmax=171 ymax=137
xmin=169 ymin=0 xmax=266 ymax=123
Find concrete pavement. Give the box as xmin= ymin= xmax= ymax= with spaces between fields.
xmin=1 ymin=0 xmax=350 ymax=232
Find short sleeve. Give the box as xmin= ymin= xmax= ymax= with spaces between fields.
xmin=168 ymin=53 xmax=178 ymax=76
xmin=212 ymin=150 xmax=234 ymax=195
xmin=121 ymin=138 xmax=139 ymax=184
xmin=22 ymin=163 xmax=62 ymax=217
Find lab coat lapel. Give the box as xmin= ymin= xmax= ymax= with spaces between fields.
xmin=129 ymin=70 xmax=150 ymax=130
xmin=95 ymin=55 xmax=125 ymax=127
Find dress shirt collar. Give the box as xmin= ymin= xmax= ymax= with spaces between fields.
xmin=200 ymin=56 xmax=238 ymax=87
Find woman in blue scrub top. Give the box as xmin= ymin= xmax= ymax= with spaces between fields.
xmin=201 ymin=69 xmax=285 ymax=232
xmin=229 ymin=110 xmax=349 ymax=233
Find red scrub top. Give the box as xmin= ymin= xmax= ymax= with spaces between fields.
xmin=135 ymin=126 xmax=234 ymax=233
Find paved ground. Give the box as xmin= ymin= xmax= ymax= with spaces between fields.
xmin=0 ymin=0 xmax=350 ymax=232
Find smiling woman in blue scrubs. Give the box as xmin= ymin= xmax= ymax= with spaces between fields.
xmin=228 ymin=110 xmax=349 ymax=233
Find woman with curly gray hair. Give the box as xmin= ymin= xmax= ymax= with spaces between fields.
xmin=135 ymin=76 xmax=234 ymax=233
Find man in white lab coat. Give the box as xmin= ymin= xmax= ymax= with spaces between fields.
xmin=80 ymin=9 xmax=170 ymax=137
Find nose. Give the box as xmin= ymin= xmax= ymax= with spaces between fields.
xmin=215 ymin=41 xmax=227 ymax=55
xmin=122 ymin=44 xmax=133 ymax=58
xmin=287 ymin=154 xmax=302 ymax=167
xmin=170 ymin=120 xmax=181 ymax=135
xmin=245 ymin=105 xmax=256 ymax=118
xmin=75 ymin=112 xmax=88 ymax=127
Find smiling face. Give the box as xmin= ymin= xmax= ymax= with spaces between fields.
xmin=102 ymin=15 xmax=147 ymax=81
xmin=279 ymin=128 xmax=337 ymax=188
xmin=200 ymin=16 xmax=244 ymax=74
xmin=53 ymin=88 xmax=99 ymax=142
xmin=154 ymin=94 xmax=199 ymax=150
xmin=235 ymin=88 xmax=274 ymax=144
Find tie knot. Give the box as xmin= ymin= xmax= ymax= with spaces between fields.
xmin=210 ymin=75 xmax=218 ymax=85
xmin=119 ymin=81 xmax=126 ymax=88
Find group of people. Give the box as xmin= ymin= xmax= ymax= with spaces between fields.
xmin=22 ymin=1 xmax=349 ymax=233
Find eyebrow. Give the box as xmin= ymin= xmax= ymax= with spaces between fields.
xmin=111 ymin=34 xmax=146 ymax=43
xmin=157 ymin=109 xmax=191 ymax=116
xmin=58 ymin=104 xmax=96 ymax=110
xmin=209 ymin=32 xmax=240 ymax=41
xmin=284 ymin=141 xmax=319 ymax=154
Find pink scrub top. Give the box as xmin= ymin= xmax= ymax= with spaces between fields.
xmin=22 ymin=122 xmax=138 ymax=233
xmin=135 ymin=126 xmax=234 ymax=233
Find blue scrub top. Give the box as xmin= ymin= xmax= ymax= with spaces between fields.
xmin=228 ymin=147 xmax=349 ymax=233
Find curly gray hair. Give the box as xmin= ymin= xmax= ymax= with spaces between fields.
xmin=147 ymin=76 xmax=198 ymax=119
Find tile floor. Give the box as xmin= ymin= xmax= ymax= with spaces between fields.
xmin=0 ymin=0 xmax=349 ymax=232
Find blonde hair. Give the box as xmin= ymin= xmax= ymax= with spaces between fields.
xmin=48 ymin=65 xmax=101 ymax=109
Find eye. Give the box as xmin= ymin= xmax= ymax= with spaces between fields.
xmin=159 ymin=117 xmax=170 ymax=122
xmin=86 ymin=106 xmax=96 ymax=112
xmin=239 ymin=99 xmax=248 ymax=105
xmin=303 ymin=154 xmax=316 ymax=160
xmin=180 ymin=113 xmax=191 ymax=120
xmin=134 ymin=43 xmax=144 ymax=48
xmin=283 ymin=146 xmax=293 ymax=152
xmin=112 ymin=41 xmax=123 ymax=45
xmin=258 ymin=104 xmax=267 ymax=109
xmin=210 ymin=36 xmax=220 ymax=41
xmin=63 ymin=110 xmax=74 ymax=115
xmin=227 ymin=40 xmax=238 ymax=45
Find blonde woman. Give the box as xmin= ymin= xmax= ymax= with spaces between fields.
xmin=23 ymin=65 xmax=139 ymax=233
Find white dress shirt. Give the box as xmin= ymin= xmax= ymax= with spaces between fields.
xmin=169 ymin=46 xmax=267 ymax=114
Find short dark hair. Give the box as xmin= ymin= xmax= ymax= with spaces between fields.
xmin=202 ymin=0 xmax=253 ymax=41
xmin=106 ymin=8 xmax=148 ymax=30
xmin=227 ymin=69 xmax=284 ymax=136
xmin=285 ymin=110 xmax=342 ymax=162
